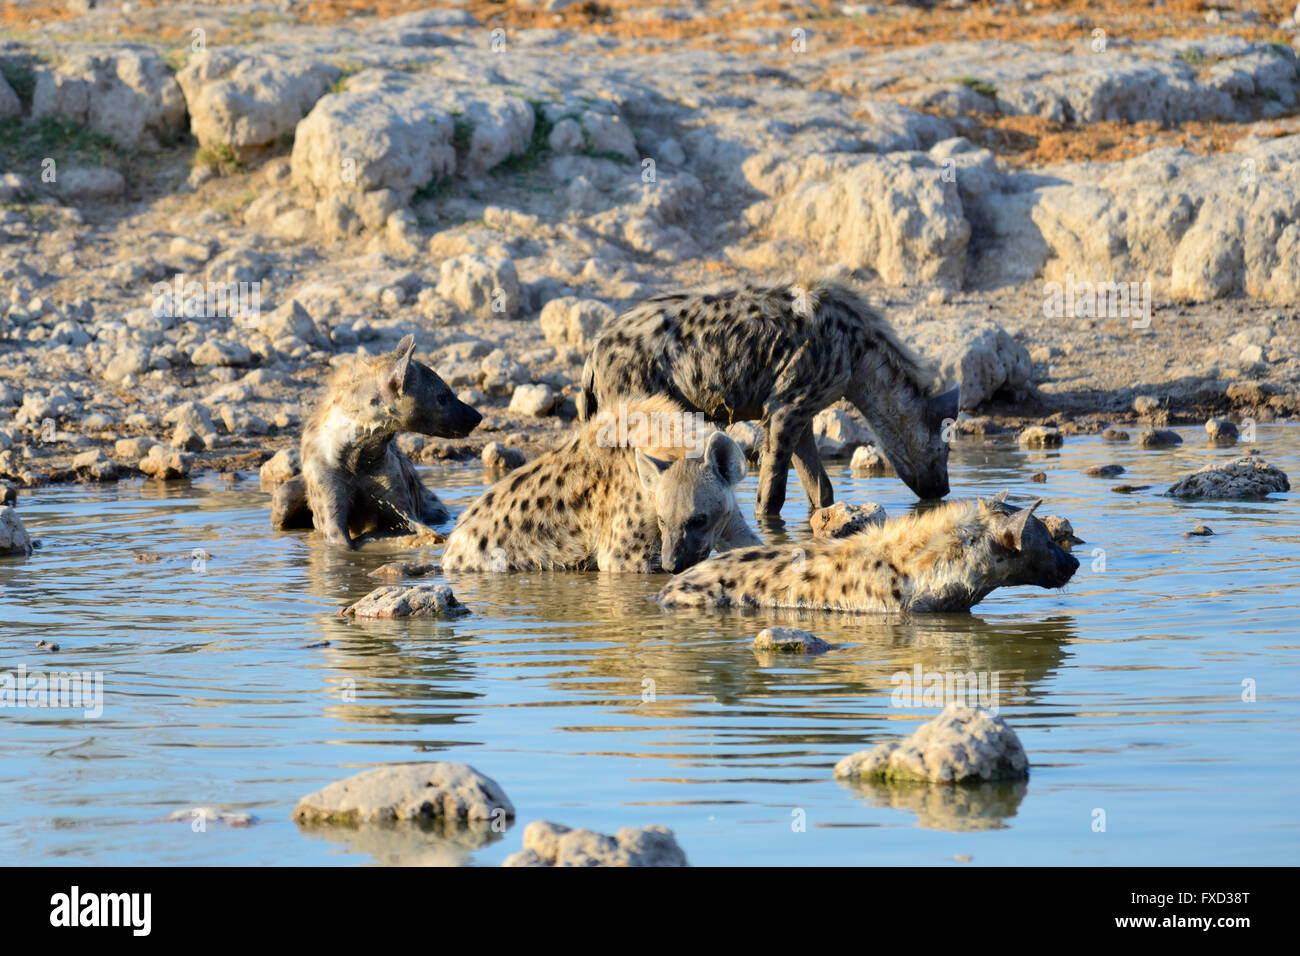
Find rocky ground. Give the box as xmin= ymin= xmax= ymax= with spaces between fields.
xmin=1 ymin=0 xmax=1299 ymax=490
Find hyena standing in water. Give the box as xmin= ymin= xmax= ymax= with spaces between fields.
xmin=578 ymin=278 xmax=960 ymax=518
xmin=656 ymin=498 xmax=1079 ymax=613
xmin=271 ymin=334 xmax=481 ymax=549
xmin=442 ymin=396 xmax=760 ymax=572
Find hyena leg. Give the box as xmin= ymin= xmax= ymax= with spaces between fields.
xmin=309 ymin=477 xmax=355 ymax=549
xmin=755 ymin=407 xmax=813 ymax=518
xmin=791 ymin=425 xmax=834 ymax=512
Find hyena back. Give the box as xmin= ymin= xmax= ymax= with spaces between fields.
xmin=656 ymin=498 xmax=1079 ymax=613
xmin=578 ymin=278 xmax=959 ymax=517
xmin=442 ymin=396 xmax=760 ymax=572
xmin=272 ymin=334 xmax=481 ymax=549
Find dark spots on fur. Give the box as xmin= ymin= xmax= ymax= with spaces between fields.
xmin=891 ymin=587 xmax=902 ymax=600
xmin=739 ymin=550 xmax=763 ymax=562
xmin=520 ymin=519 xmax=535 ymax=535
xmin=483 ymin=492 xmax=495 ymax=507
xmin=509 ymin=473 xmax=526 ymax=494
xmin=536 ymin=495 xmax=552 ymax=511
xmin=840 ymin=582 xmax=850 ymax=596
xmin=517 ymin=499 xmax=530 ymax=515
xmin=874 ymin=560 xmax=884 ymax=569
xmin=478 ymin=535 xmax=488 ymax=551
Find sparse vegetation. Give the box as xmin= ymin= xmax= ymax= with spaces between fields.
xmin=193 ymin=143 xmax=243 ymax=175
xmin=0 ymin=115 xmax=125 ymax=172
xmin=950 ymin=75 xmax=997 ymax=98
xmin=494 ymin=99 xmax=554 ymax=175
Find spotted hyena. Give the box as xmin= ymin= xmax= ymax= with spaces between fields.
xmin=442 ymin=396 xmax=760 ymax=572
xmin=271 ymin=334 xmax=481 ymax=549
xmin=656 ymin=498 xmax=1079 ymax=613
xmin=577 ymin=278 xmax=959 ymax=518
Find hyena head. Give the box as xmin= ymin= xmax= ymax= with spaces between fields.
xmin=636 ymin=431 xmax=748 ymax=574
xmin=371 ymin=334 xmax=481 ymax=439
xmin=983 ymin=498 xmax=1079 ymax=589
xmin=890 ymin=386 xmax=958 ymax=501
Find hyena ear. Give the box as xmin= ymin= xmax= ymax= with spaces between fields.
xmin=635 ymin=449 xmax=672 ymax=491
xmin=1002 ymin=498 xmax=1042 ymax=551
xmin=383 ymin=334 xmax=418 ymax=398
xmin=704 ymin=431 xmax=746 ymax=486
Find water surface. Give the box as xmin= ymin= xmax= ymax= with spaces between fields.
xmin=2 ymin=427 xmax=1298 ymax=865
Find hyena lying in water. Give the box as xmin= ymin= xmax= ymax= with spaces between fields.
xmin=271 ymin=335 xmax=481 ymax=549
xmin=442 ymin=396 xmax=760 ymax=572
xmin=577 ymin=278 xmax=959 ymax=518
xmin=656 ymin=498 xmax=1079 ymax=613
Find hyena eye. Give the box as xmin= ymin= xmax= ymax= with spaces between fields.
xmin=687 ymin=514 xmax=708 ymax=530
xmin=438 ymin=392 xmax=449 ymax=405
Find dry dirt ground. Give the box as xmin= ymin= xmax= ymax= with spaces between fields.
xmin=1 ymin=0 xmax=1298 ymax=490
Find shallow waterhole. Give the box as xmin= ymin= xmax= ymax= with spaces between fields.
xmin=1 ymin=425 xmax=1297 ymax=865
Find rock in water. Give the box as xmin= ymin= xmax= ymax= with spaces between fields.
xmin=0 ymin=506 xmax=33 ymax=556
xmin=752 ymin=627 xmax=832 ymax=654
xmin=1018 ymin=425 xmax=1062 ymax=448
xmin=850 ymin=444 xmax=895 ymax=476
xmin=810 ymin=501 xmax=887 ymax=539
xmin=1041 ymin=515 xmax=1084 ymax=547
xmin=292 ymin=763 xmax=514 ymax=828
xmin=1138 ymin=429 xmax=1182 ymax=448
xmin=1165 ymin=456 xmax=1290 ymax=499
xmin=341 ymin=583 xmax=469 ymax=618
xmin=833 ymin=705 xmax=1029 ymax=784
xmin=1205 ymin=417 xmax=1239 ymax=444
xmin=502 ymin=821 xmax=688 ymax=867
xmin=481 ymin=442 xmax=526 ymax=473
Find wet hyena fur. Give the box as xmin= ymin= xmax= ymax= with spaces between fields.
xmin=656 ymin=497 xmax=1079 ymax=613
xmin=271 ymin=334 xmax=482 ymax=549
xmin=577 ymin=277 xmax=959 ymax=518
xmin=442 ymin=396 xmax=761 ymax=572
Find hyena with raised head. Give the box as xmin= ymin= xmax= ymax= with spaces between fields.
xmin=577 ymin=278 xmax=959 ymax=518
xmin=442 ymin=396 xmax=760 ymax=572
xmin=271 ymin=334 xmax=481 ymax=549
xmin=656 ymin=498 xmax=1079 ymax=613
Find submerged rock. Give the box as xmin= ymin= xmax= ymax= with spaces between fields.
xmin=502 ymin=821 xmax=688 ymax=867
xmin=481 ymin=442 xmax=526 ymax=473
xmin=341 ymin=582 xmax=469 ymax=618
xmin=1138 ymin=428 xmax=1183 ymax=448
xmin=752 ymin=627 xmax=832 ymax=654
xmin=1185 ymin=525 xmax=1215 ymax=537
xmin=1101 ymin=427 xmax=1131 ymax=442
xmin=849 ymin=443 xmax=895 ymax=476
xmin=1085 ymin=464 xmax=1124 ymax=478
xmin=1205 ymin=417 xmax=1240 ymax=444
xmin=833 ymin=705 xmax=1029 ymax=784
xmin=810 ymin=501 xmax=887 ymax=539
xmin=1018 ymin=425 xmax=1062 ymax=448
xmin=292 ymin=763 xmax=514 ymax=828
xmin=0 ymin=506 xmax=33 ymax=557
xmin=1041 ymin=515 xmax=1084 ymax=547
xmin=368 ymin=562 xmax=437 ymax=579
xmin=1165 ymin=456 xmax=1290 ymax=499
xmin=164 ymin=807 xmax=256 ymax=827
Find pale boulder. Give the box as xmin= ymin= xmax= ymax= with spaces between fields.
xmin=834 ymin=705 xmax=1030 ymax=784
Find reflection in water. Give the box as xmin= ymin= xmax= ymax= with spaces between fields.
xmin=295 ymin=817 xmax=510 ymax=867
xmin=838 ymin=777 xmax=1029 ymax=832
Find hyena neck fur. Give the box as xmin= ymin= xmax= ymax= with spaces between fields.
xmin=305 ymin=404 xmax=397 ymax=477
